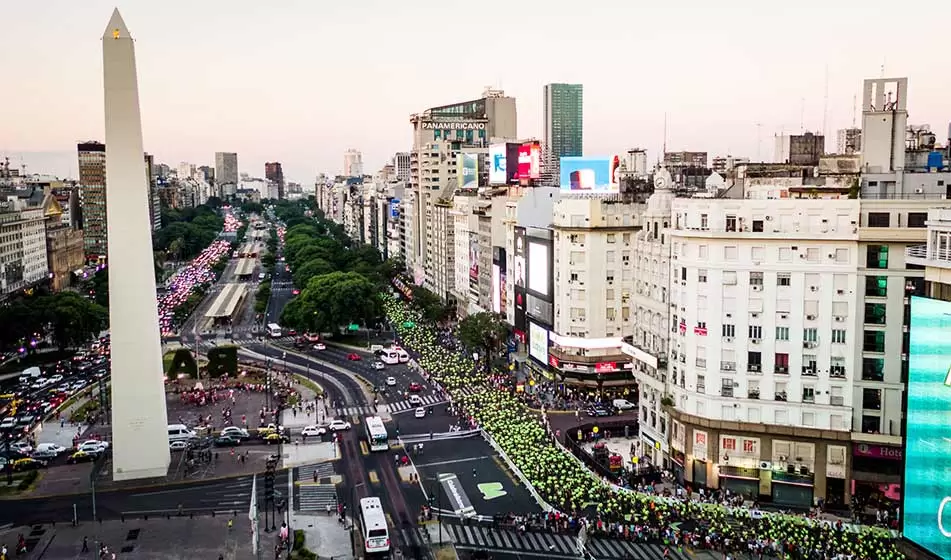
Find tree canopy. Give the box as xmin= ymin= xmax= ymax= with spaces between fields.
xmin=153 ymin=204 xmax=224 ymax=261
xmin=280 ymin=271 xmax=381 ymax=334
xmin=457 ymin=312 xmax=507 ymax=372
xmin=0 ymin=292 xmax=108 ymax=351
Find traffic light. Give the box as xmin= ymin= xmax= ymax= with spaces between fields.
xmin=428 ymin=495 xmax=435 ymax=507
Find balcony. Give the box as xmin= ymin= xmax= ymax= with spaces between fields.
xmin=720 ymin=361 xmax=736 ymax=372
xmin=906 ymin=243 xmax=951 ymax=269
xmin=801 ymin=368 xmax=818 ymax=377
xmin=830 ymin=367 xmax=847 ymax=379
xmin=775 ymin=366 xmax=789 ymax=375
xmin=548 ymin=346 xmax=629 ymax=365
xmin=748 ymin=390 xmax=760 ymax=400
xmin=775 ymin=392 xmax=788 ymax=402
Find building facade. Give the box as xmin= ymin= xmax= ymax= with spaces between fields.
xmin=78 ymin=141 xmax=107 ymax=260
xmin=0 ymin=202 xmax=49 ymax=300
xmin=265 ymin=162 xmax=284 ymax=200
xmin=344 ymin=149 xmax=364 ymax=178
xmin=543 ymin=83 xmax=584 ymax=180
xmin=43 ymin=194 xmax=85 ymax=292
xmin=215 ymin=152 xmax=238 ymax=196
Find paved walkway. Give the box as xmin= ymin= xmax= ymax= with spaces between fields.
xmin=289 ymin=513 xmax=353 ymax=559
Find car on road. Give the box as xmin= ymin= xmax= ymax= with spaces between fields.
xmin=408 ymin=382 xmax=422 ymax=393
xmin=327 ymin=419 xmax=352 ymax=432
xmin=78 ymin=441 xmax=108 ymax=455
xmin=312 ymin=343 xmax=326 ymax=351
xmin=612 ymin=398 xmax=636 ymax=411
xmin=220 ymin=426 xmax=251 ymax=440
xmin=12 ymin=458 xmax=46 ymax=472
xmin=408 ymin=395 xmax=423 ymax=406
xmin=48 ymin=374 xmax=64 ymax=384
xmin=585 ymin=405 xmax=613 ymax=418
xmin=385 ymin=376 xmax=397 ymax=386
xmin=264 ymin=433 xmax=289 ymax=444
xmin=347 ymin=353 xmax=361 ymax=361
xmin=169 ymin=440 xmax=189 ymax=451
xmin=301 ymin=425 xmax=326 ymax=437
xmin=287 ymin=329 xmax=298 ymax=336
xmin=371 ymin=361 xmax=385 ymax=370
xmin=10 ymin=442 xmax=33 ymax=455
xmin=214 ymin=435 xmax=243 ymax=447
xmin=67 ymin=450 xmax=96 ymax=464
xmin=258 ymin=424 xmax=283 ymax=435
xmin=0 ymin=418 xmax=16 ymax=430
xmin=414 ymin=407 xmax=426 ymax=419
xmin=32 ymin=443 xmax=66 ymax=459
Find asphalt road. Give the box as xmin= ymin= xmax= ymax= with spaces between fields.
xmin=0 ymin=469 xmax=290 ymax=525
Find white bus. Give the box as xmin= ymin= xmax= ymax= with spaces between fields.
xmin=364 ymin=416 xmax=389 ymax=452
xmin=358 ymin=497 xmax=390 ymax=554
xmin=267 ymin=323 xmax=282 ymax=338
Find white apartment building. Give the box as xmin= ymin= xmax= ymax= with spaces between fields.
xmin=344 ymin=149 xmax=364 ymax=178
xmin=667 ymin=197 xmax=861 ymax=507
xmin=546 ymin=195 xmax=644 ymax=392
xmin=906 ymin=207 xmax=951 ymax=301
xmin=0 ymin=203 xmax=50 ymax=300
xmin=451 ymin=194 xmax=480 ymax=311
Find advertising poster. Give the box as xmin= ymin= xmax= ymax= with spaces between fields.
xmin=492 ymin=264 xmax=501 ymax=313
xmin=513 ymin=227 xmax=527 ymax=331
xmin=498 ymin=247 xmax=507 ymax=316
xmin=527 ymin=240 xmax=550 ymax=297
xmin=517 ymin=144 xmax=532 ymax=182
xmin=489 ymin=144 xmax=507 ymax=185
xmin=529 ymin=142 xmax=542 ymax=179
xmin=506 ymin=143 xmax=521 ymax=184
xmin=559 ymin=156 xmax=621 ymax=193
xmin=468 ymin=235 xmax=479 ymax=281
xmin=903 ymin=296 xmax=951 ymax=559
xmin=389 ymin=199 xmax=400 ymax=219
xmin=458 ymin=153 xmax=478 ymax=189
xmin=529 ymin=322 xmax=549 ymax=364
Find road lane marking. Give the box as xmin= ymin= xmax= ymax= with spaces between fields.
xmin=369 ymin=470 xmax=379 ymax=484
xmin=414 ymin=456 xmax=490 ymax=469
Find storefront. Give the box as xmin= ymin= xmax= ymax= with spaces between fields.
xmin=546 ymin=352 xmax=637 ymax=398
xmin=850 ymin=443 xmax=902 ymax=509
xmin=770 ymin=469 xmax=815 ymax=508
xmin=718 ymin=466 xmax=760 ymax=499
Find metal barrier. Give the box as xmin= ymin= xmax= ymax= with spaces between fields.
xmin=480 ymin=429 xmax=554 ymax=512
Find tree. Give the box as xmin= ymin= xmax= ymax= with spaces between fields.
xmin=38 ymin=292 xmax=109 ymax=350
xmin=0 ymin=300 xmax=46 ymax=351
xmin=410 ymin=285 xmax=454 ymax=324
xmin=281 ymin=271 xmax=380 ymax=334
xmin=457 ymin=312 xmax=507 ymax=373
xmin=292 ymin=258 xmax=335 ymax=287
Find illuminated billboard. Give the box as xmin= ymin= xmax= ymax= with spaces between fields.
xmin=513 ymin=227 xmax=527 ymax=331
xmin=458 ymin=153 xmax=478 ymax=189
xmin=904 ymin=296 xmax=951 ymax=558
xmin=506 ymin=143 xmax=521 ymax=184
xmin=529 ymin=142 xmax=541 ymax=179
xmin=517 ymin=144 xmax=532 ymax=182
xmin=469 ymin=235 xmax=479 ymax=281
xmin=389 ymin=198 xmax=400 ymax=219
xmin=529 ymin=322 xmax=548 ymax=364
xmin=559 ymin=156 xmax=621 ymax=193
xmin=491 ymin=264 xmax=501 ymax=313
xmin=527 ymin=240 xmax=550 ymax=297
xmin=489 ymin=144 xmax=507 ymax=184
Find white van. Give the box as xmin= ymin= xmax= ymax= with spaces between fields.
xmin=167 ymin=424 xmax=196 ymax=443
xmin=19 ymin=366 xmax=42 ymax=384
xmin=612 ymin=398 xmax=636 ymax=411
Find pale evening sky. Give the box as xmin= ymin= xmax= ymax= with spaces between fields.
xmin=2 ymin=0 xmax=949 ymax=184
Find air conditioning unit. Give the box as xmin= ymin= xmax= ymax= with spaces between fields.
xmin=834 ymin=316 xmax=844 ymax=322
xmin=751 ymin=338 xmax=761 ymax=344
xmin=752 ymin=313 xmax=760 ymax=318
xmin=780 ymin=313 xmax=788 ymax=320
xmin=806 ymin=315 xmax=816 ymax=320
xmin=810 ymin=286 xmax=818 ymax=292
xmin=752 ymin=285 xmax=762 ymax=292
xmin=836 ymin=289 xmax=845 ymax=295
xmin=750 ymin=364 xmax=761 ymax=372
xmin=759 ymin=461 xmax=772 ymax=470
xmin=725 ymin=336 xmax=734 ymax=342
xmin=915 ymin=188 xmax=924 ymax=194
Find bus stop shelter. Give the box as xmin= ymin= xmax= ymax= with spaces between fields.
xmin=234 ymin=258 xmax=256 ymax=279
xmin=205 ymin=283 xmax=248 ymax=327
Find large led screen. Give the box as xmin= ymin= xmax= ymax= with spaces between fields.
xmin=529 ymin=142 xmax=542 ymax=179
xmin=489 ymin=144 xmax=507 ymax=184
xmin=904 ymin=295 xmax=951 ymax=558
xmin=505 ymin=143 xmax=521 ymax=184
xmin=560 ymin=156 xmax=621 ymax=193
xmin=529 ymin=322 xmax=548 ymax=364
xmin=528 ymin=241 xmax=549 ymax=297
xmin=492 ymin=264 xmax=501 ymax=313
xmin=458 ymin=153 xmax=478 ymax=189
xmin=517 ymin=144 xmax=532 ymax=181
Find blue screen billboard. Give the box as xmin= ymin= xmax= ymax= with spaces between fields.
xmin=904 ymin=295 xmax=951 ymax=558
xmin=559 ymin=156 xmax=621 ymax=193
xmin=389 ymin=198 xmax=400 ymax=219
xmin=489 ymin=144 xmax=507 ymax=185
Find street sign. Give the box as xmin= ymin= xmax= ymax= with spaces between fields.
xmin=402 ymin=321 xmax=415 ymax=328
xmin=348 ymin=323 xmax=359 ymax=331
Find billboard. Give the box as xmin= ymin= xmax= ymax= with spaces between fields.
xmin=458 ymin=153 xmax=478 ymax=189
xmin=559 ymin=156 xmax=621 ymax=193
xmin=529 ymin=141 xmax=542 ymax=179
xmin=517 ymin=144 xmax=532 ymax=182
xmin=513 ymin=227 xmax=527 ymax=331
xmin=529 ymin=322 xmax=549 ymax=364
xmin=506 ymin=143 xmax=521 ymax=184
xmin=389 ymin=198 xmax=400 ymax=219
xmin=527 ymin=240 xmax=550 ymax=297
xmin=904 ymin=296 xmax=951 ymax=558
xmin=469 ymin=235 xmax=479 ymax=281
xmin=492 ymin=264 xmax=501 ymax=313
xmin=489 ymin=144 xmax=507 ymax=184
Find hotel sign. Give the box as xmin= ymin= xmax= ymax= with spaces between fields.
xmin=421 ymin=121 xmax=487 ymax=131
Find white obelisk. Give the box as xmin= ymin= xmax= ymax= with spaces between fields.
xmin=103 ymin=8 xmax=170 ymax=481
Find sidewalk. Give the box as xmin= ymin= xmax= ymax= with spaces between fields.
xmin=289 ymin=512 xmax=353 ymax=559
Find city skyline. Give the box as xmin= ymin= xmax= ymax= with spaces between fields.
xmin=3 ymin=0 xmax=951 ymax=183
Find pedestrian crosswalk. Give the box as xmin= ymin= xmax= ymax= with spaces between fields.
xmin=442 ymin=523 xmax=692 ymax=560
xmin=396 ymin=526 xmax=430 ymax=551
xmin=387 ymin=394 xmax=446 ymax=414
xmin=297 ymin=461 xmax=336 ymax=482
xmin=297 ymin=485 xmax=338 ymax=513
xmin=335 ymin=404 xmax=380 ymax=418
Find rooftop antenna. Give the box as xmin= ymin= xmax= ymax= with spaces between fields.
xmin=852 ymin=94 xmax=857 ymax=128
xmin=880 ymin=59 xmax=886 ymax=77
xmin=800 ymin=98 xmax=805 ymax=133
xmin=822 ymin=64 xmax=829 ymax=139
xmin=755 ymin=123 xmax=763 ymax=162
xmin=662 ymin=112 xmax=668 ymax=156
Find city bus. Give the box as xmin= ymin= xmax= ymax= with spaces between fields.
xmin=358 ymin=497 xmax=390 ymax=554
xmin=364 ymin=416 xmax=389 ymax=452
xmin=267 ymin=323 xmax=282 ymax=338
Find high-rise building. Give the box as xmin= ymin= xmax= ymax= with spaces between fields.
xmin=393 ymin=152 xmax=410 ymax=183
xmin=77 ymin=141 xmax=106 ymax=260
xmin=265 ymin=161 xmax=284 ymax=199
xmin=543 ymin=83 xmax=583 ymax=179
xmin=144 ymin=153 xmax=161 ymax=231
xmin=409 ymin=88 xmax=516 ymax=297
xmin=344 ymin=149 xmax=364 ymax=177
xmin=214 ymin=152 xmax=238 ymax=197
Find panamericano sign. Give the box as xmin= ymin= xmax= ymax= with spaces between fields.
xmin=421 ymin=121 xmax=487 ymax=131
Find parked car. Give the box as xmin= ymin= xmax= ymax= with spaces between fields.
xmin=301 ymin=425 xmax=326 ymax=437
xmin=385 ymin=377 xmax=397 ymax=386
xmin=67 ymin=450 xmax=96 ymax=464
xmin=347 ymin=353 xmax=361 ymax=361
xmin=327 ymin=419 xmax=352 ymax=432
xmin=169 ymin=440 xmax=189 ymax=451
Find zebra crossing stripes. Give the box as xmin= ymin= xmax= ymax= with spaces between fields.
xmin=297 ymin=484 xmax=338 ymax=513
xmin=297 ymin=461 xmax=335 ymax=482
xmin=336 ymin=405 xmax=379 ymax=417
xmin=443 ymin=523 xmax=690 ymax=560
xmin=387 ymin=394 xmax=445 ymax=414
xmin=397 ymin=527 xmax=428 ymax=549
